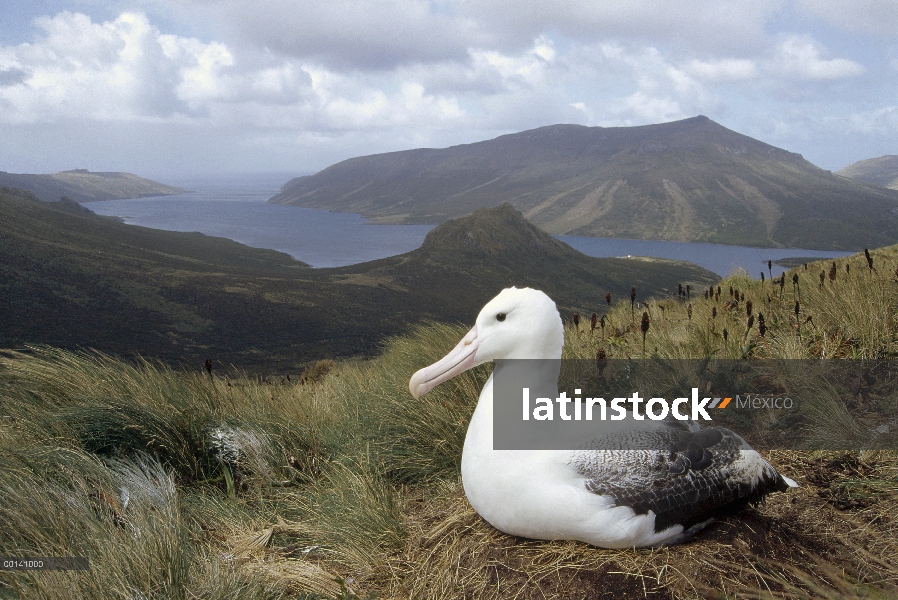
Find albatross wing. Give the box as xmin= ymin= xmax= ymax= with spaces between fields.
xmin=571 ymin=420 xmax=792 ymax=540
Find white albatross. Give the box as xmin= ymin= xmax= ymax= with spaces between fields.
xmin=409 ymin=287 xmax=797 ymax=548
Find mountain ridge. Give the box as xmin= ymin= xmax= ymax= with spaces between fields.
xmin=0 ymin=169 xmax=186 ymax=203
xmin=270 ymin=117 xmax=898 ymax=250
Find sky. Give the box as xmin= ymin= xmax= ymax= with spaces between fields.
xmin=0 ymin=1 xmax=896 ymax=181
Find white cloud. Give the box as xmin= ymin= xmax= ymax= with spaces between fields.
xmin=620 ymin=91 xmax=683 ymax=123
xmin=469 ymin=36 xmax=557 ymax=89
xmin=848 ymin=106 xmax=898 ymax=134
xmin=161 ymin=36 xmax=234 ymax=106
xmin=0 ymin=10 xmax=470 ymax=134
xmin=769 ymin=34 xmax=865 ymax=80
xmin=0 ymin=11 xmax=248 ymax=123
xmin=685 ymin=58 xmax=758 ymax=81
xmin=567 ymin=44 xmax=718 ymax=125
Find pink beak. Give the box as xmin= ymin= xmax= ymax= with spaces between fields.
xmin=409 ymin=325 xmax=480 ymax=398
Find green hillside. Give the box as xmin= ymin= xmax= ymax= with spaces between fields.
xmin=0 ymin=188 xmax=716 ymax=371
xmin=0 ymin=169 xmax=186 ymax=203
xmin=271 ymin=116 xmax=898 ymax=250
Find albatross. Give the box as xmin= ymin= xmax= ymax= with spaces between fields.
xmin=408 ymin=287 xmax=797 ymax=548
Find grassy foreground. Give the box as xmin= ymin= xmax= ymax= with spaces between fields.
xmin=2 ymin=247 xmax=898 ymax=599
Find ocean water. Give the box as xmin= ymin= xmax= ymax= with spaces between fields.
xmin=557 ymin=236 xmax=851 ymax=279
xmin=82 ymin=175 xmax=852 ymax=276
xmin=83 ymin=174 xmax=435 ymax=268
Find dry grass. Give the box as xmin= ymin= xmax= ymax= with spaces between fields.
xmin=2 ymin=246 xmax=898 ymax=598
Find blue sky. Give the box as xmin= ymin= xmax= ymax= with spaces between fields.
xmin=0 ymin=1 xmax=896 ymax=180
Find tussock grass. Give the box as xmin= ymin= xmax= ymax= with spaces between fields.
xmin=283 ymin=458 xmax=405 ymax=573
xmin=326 ymin=322 xmax=489 ymax=483
xmin=1 ymin=347 xmax=329 ymax=488
xmin=0 ymin=349 xmax=325 ymax=599
xmin=0 ymin=446 xmax=292 ymax=599
xmin=562 ymin=247 xmax=898 ymax=362
xmin=2 ymin=246 xmax=898 ymax=598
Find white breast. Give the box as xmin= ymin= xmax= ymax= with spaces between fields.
xmin=460 ymin=376 xmax=683 ymax=548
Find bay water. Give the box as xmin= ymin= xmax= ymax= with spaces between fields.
xmin=82 ymin=175 xmax=851 ymax=277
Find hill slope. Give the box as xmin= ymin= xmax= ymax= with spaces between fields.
xmin=325 ymin=203 xmax=718 ymax=328
xmin=270 ymin=116 xmax=898 ymax=250
xmin=0 ymin=189 xmax=716 ymax=370
xmin=0 ymin=169 xmax=186 ymax=202
xmin=837 ymin=155 xmax=898 ymax=190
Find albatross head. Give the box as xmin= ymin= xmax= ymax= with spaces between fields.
xmin=409 ymin=287 xmax=563 ymax=398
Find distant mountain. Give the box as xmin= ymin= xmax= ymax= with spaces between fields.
xmin=0 ymin=188 xmax=715 ymax=370
xmin=270 ymin=116 xmax=898 ymax=251
xmin=837 ymin=156 xmax=898 ymax=191
xmin=0 ymin=169 xmax=186 ymax=202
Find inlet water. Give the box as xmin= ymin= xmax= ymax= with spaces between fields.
xmin=82 ymin=175 xmax=853 ymax=276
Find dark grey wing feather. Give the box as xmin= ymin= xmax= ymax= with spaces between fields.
xmin=570 ymin=421 xmax=790 ymax=532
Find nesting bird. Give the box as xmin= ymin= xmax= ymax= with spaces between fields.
xmin=409 ymin=287 xmax=795 ymax=548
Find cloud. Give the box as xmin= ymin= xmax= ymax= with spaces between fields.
xmin=454 ymin=0 xmax=779 ymax=55
xmin=157 ymin=0 xmax=485 ymax=71
xmin=0 ymin=66 xmax=30 ymax=86
xmin=148 ymin=0 xmax=783 ymax=71
xmin=794 ymin=0 xmax=898 ymax=36
xmin=0 ymin=2 xmax=895 ymax=176
xmin=0 ymin=11 xmax=240 ymax=123
xmin=0 ymin=5 xmax=875 ymax=132
xmin=468 ymin=36 xmax=557 ymax=90
xmin=848 ymin=106 xmax=898 ymax=134
xmin=769 ymin=34 xmax=865 ymax=80
xmin=0 ymin=10 xmax=475 ymax=134
xmin=563 ymin=44 xmax=719 ymax=125
xmin=685 ymin=58 xmax=758 ymax=81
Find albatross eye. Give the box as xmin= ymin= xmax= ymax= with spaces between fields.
xmin=496 ymin=313 xmax=506 ymax=322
